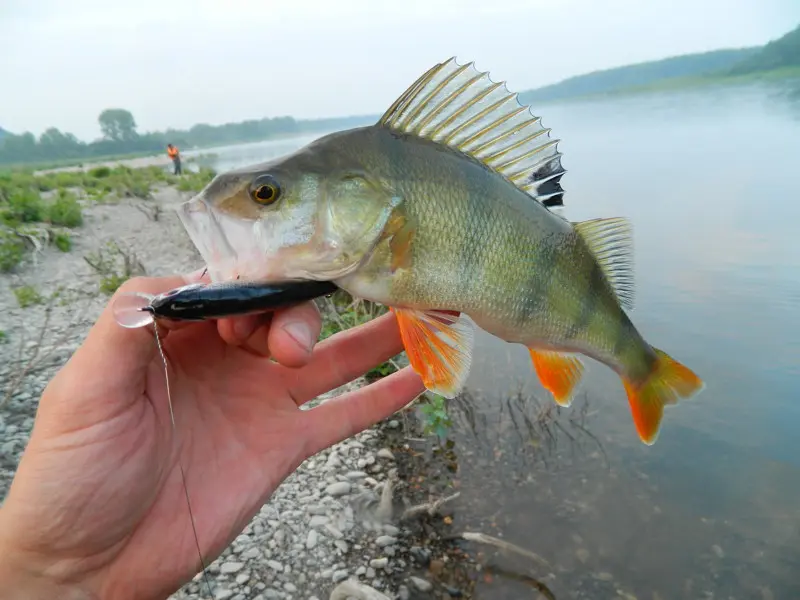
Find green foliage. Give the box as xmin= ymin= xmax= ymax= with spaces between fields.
xmin=176 ymin=167 xmax=217 ymax=192
xmin=53 ymin=231 xmax=72 ymax=252
xmin=0 ymin=230 xmax=24 ymax=272
xmin=13 ymin=285 xmax=43 ymax=308
xmin=419 ymin=394 xmax=452 ymax=439
xmin=2 ymin=188 xmax=45 ymax=224
xmin=47 ymin=190 xmax=83 ymax=227
xmin=88 ymin=166 xmax=111 ymax=178
xmin=0 ymin=330 xmax=6 ymax=344
xmin=83 ymin=240 xmax=146 ymax=295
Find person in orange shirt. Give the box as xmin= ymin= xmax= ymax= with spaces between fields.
xmin=166 ymin=143 xmax=182 ymax=175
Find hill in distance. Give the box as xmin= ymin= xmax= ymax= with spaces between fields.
xmin=518 ymin=23 xmax=800 ymax=105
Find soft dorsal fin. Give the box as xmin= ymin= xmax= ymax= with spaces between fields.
xmin=377 ymin=57 xmax=566 ymax=208
xmin=573 ymin=217 xmax=635 ymax=310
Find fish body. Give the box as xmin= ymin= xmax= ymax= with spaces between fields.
xmin=177 ymin=58 xmax=704 ymax=445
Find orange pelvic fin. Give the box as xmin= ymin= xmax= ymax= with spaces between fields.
xmin=528 ymin=349 xmax=584 ymax=407
xmin=392 ymin=308 xmax=474 ymax=399
xmin=623 ymin=347 xmax=705 ymax=445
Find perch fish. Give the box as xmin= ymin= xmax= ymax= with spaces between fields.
xmin=175 ymin=57 xmax=705 ymax=445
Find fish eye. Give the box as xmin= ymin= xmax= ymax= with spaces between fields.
xmin=250 ymin=175 xmax=281 ymax=205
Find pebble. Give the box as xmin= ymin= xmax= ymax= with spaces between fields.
xmin=333 ymin=569 xmax=349 ymax=583
xmin=306 ymin=529 xmax=318 ymax=549
xmin=375 ymin=535 xmax=397 ymax=547
xmin=309 ymin=515 xmax=329 ymax=528
xmin=325 ymin=481 xmax=352 ymax=497
xmin=220 ymin=561 xmax=244 ymax=574
xmin=410 ymin=576 xmax=433 ymax=592
xmin=377 ymin=448 xmax=395 ymax=460
xmin=370 ymin=557 xmax=389 ymax=569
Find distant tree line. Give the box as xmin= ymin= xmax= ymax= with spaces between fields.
xmin=0 ymin=108 xmax=376 ymax=167
xmin=727 ymin=24 xmax=800 ymax=76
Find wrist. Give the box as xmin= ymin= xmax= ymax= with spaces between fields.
xmin=0 ymin=519 xmax=98 ymax=600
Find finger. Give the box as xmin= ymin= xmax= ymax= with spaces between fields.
xmin=299 ymin=366 xmax=425 ymax=457
xmin=278 ymin=311 xmax=405 ymax=405
xmin=216 ymin=302 xmax=322 ymax=368
xmin=266 ymin=301 xmax=322 ymax=368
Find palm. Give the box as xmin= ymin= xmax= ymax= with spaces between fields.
xmin=0 ymin=276 xmax=423 ymax=600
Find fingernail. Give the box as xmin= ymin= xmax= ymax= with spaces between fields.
xmin=282 ymin=320 xmax=313 ymax=353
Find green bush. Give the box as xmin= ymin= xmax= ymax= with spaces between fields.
xmin=0 ymin=231 xmax=25 ymax=272
xmin=53 ymin=231 xmax=72 ymax=252
xmin=13 ymin=285 xmax=43 ymax=308
xmin=3 ymin=188 xmax=45 ymax=223
xmin=88 ymin=166 xmax=111 ymax=178
xmin=48 ymin=191 xmax=83 ymax=227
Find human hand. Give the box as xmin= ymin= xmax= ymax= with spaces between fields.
xmin=0 ymin=272 xmax=424 ymax=600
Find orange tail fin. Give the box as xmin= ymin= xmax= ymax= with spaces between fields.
xmin=623 ymin=348 xmax=705 ymax=445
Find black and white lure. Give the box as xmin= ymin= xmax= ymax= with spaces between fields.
xmin=113 ymin=279 xmax=339 ymax=328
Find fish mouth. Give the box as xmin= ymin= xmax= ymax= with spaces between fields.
xmin=177 ymin=194 xmax=243 ymax=283
xmin=176 ymin=192 xmax=344 ymax=284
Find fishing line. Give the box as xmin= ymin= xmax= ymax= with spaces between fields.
xmin=152 ymin=321 xmax=214 ymax=599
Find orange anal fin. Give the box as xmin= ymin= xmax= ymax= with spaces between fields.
xmin=393 ymin=308 xmax=474 ymax=399
xmin=528 ymin=349 xmax=584 ymax=407
xmin=623 ymin=347 xmax=705 ymax=445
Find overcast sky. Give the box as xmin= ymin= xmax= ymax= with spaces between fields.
xmin=1 ymin=0 xmax=797 ymax=140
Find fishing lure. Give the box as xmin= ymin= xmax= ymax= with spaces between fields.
xmin=113 ymin=278 xmax=339 ymax=328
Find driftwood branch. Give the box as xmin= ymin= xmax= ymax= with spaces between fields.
xmin=401 ymin=492 xmax=461 ymax=519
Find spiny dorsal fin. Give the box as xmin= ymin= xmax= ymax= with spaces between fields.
xmin=377 ymin=57 xmax=566 ymax=208
xmin=573 ymin=217 xmax=635 ymax=310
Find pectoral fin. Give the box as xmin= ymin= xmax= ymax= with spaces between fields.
xmin=392 ymin=308 xmax=474 ymax=399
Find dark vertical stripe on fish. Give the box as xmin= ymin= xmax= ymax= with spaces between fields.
xmin=564 ymin=260 xmax=603 ymax=340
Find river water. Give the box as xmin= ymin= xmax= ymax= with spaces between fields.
xmin=198 ymin=81 xmax=800 ymax=599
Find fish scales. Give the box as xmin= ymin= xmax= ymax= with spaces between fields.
xmin=339 ymin=126 xmax=653 ymax=379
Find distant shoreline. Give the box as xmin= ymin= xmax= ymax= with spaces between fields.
xmin=7 ymin=62 xmax=800 ymax=173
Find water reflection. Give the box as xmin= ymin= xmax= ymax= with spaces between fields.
xmin=203 ymin=81 xmax=800 ymax=599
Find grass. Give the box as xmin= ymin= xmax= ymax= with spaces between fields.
xmin=53 ymin=231 xmax=71 ymax=252
xmin=0 ymin=230 xmax=25 ymax=272
xmin=83 ymin=240 xmax=146 ymax=295
xmin=13 ymin=285 xmax=43 ymax=308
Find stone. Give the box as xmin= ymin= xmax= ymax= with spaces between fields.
xmin=410 ymin=576 xmax=433 ymax=592
xmin=375 ymin=535 xmax=397 ymax=547
xmin=325 ymin=481 xmax=351 ymax=497
xmin=220 ymin=561 xmax=245 ymax=574
xmin=306 ymin=529 xmax=318 ymax=549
